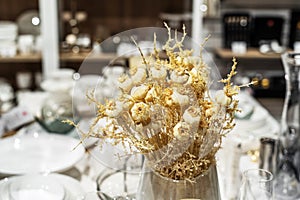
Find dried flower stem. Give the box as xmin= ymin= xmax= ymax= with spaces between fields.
xmin=73 ymin=25 xmax=242 ymax=181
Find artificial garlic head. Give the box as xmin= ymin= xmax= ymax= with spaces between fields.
xmin=205 ymin=105 xmax=219 ymax=118
xmin=131 ymin=84 xmax=150 ymax=101
xmin=183 ymin=106 xmax=201 ymax=126
xmin=130 ymin=66 xmax=147 ymax=85
xmin=130 ymin=102 xmax=151 ymax=125
xmin=171 ymin=89 xmax=189 ymax=108
xmin=105 ymin=100 xmax=123 ymax=117
xmin=215 ymin=90 xmax=231 ymax=106
xmin=118 ymin=74 xmax=133 ymax=92
xmin=173 ymin=121 xmax=191 ymax=141
xmin=150 ymin=65 xmax=167 ymax=80
xmin=170 ymin=70 xmax=189 ymax=84
xmin=145 ymin=87 xmax=158 ymax=103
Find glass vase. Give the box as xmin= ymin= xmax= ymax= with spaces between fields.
xmin=136 ymin=164 xmax=221 ymax=200
xmin=280 ymin=52 xmax=300 ymax=159
xmin=275 ymin=52 xmax=300 ymax=199
xmin=238 ymin=169 xmax=273 ymax=200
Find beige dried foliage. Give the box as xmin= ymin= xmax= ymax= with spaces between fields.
xmin=68 ymin=24 xmax=242 ymax=181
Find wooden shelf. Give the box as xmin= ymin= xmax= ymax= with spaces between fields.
xmin=0 ymin=52 xmax=118 ymax=63
xmin=60 ymin=52 xmax=117 ymax=62
xmin=0 ymin=54 xmax=42 ymax=63
xmin=215 ymin=48 xmax=282 ymax=60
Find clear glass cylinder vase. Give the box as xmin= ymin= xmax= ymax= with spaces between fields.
xmin=238 ymin=168 xmax=274 ymax=200
xmin=275 ymin=52 xmax=300 ymax=199
xmin=280 ymin=52 xmax=300 ymax=151
xmin=136 ymin=164 xmax=221 ymax=200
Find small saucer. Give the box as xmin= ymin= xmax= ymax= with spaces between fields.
xmin=0 ymin=174 xmax=85 ymax=200
xmin=9 ymin=174 xmax=65 ymax=200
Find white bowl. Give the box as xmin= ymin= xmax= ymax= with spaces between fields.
xmin=9 ymin=174 xmax=65 ymax=200
xmin=48 ymin=68 xmax=75 ymax=80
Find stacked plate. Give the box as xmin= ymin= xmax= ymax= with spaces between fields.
xmin=0 ymin=21 xmax=18 ymax=41
xmin=0 ymin=173 xmax=85 ymax=200
xmin=0 ymin=133 xmax=85 ymax=175
xmin=0 ymin=133 xmax=87 ymax=199
xmin=0 ymin=21 xmax=18 ymax=57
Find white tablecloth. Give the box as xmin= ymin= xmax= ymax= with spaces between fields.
xmin=2 ymin=90 xmax=280 ymax=199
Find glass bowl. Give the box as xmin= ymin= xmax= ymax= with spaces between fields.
xmin=96 ymin=168 xmax=140 ymax=199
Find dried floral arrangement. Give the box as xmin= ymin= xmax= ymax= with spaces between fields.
xmin=70 ymin=24 xmax=245 ymax=181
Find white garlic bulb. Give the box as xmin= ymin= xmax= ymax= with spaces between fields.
xmin=131 ymin=84 xmax=149 ymax=100
xmin=130 ymin=102 xmax=151 ymax=125
xmin=215 ymin=90 xmax=231 ymax=106
xmin=205 ymin=105 xmax=219 ymax=118
xmin=170 ymin=70 xmax=189 ymax=83
xmin=183 ymin=106 xmax=201 ymax=126
xmin=131 ymin=67 xmax=147 ymax=85
xmin=176 ymin=56 xmax=183 ymax=64
xmin=182 ymin=57 xmax=189 ymax=65
xmin=118 ymin=75 xmax=133 ymax=92
xmin=145 ymin=87 xmax=157 ymax=102
xmin=150 ymin=66 xmax=167 ymax=80
xmin=106 ymin=101 xmax=123 ymax=117
xmin=172 ymin=90 xmax=189 ymax=107
xmin=187 ymin=67 xmax=198 ymax=84
xmin=173 ymin=121 xmax=190 ymax=141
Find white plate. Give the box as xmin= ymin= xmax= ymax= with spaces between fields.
xmin=0 ymin=173 xmax=85 ymax=200
xmin=0 ymin=134 xmax=85 ymax=175
xmin=40 ymin=79 xmax=74 ymax=93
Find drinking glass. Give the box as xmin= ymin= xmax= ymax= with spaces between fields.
xmin=96 ymin=167 xmax=139 ymax=200
xmin=238 ymin=169 xmax=273 ymax=200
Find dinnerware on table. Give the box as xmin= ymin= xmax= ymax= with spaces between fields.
xmin=9 ymin=174 xmax=65 ymax=200
xmin=0 ymin=133 xmax=85 ymax=175
xmin=0 ymin=173 xmax=85 ymax=200
xmin=96 ymin=168 xmax=140 ymax=200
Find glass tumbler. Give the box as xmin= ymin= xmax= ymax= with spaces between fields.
xmin=238 ymin=169 xmax=273 ymax=200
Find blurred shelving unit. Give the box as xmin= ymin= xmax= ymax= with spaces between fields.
xmin=0 ymin=52 xmax=118 ymax=63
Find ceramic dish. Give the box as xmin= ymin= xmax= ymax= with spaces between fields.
xmin=0 ymin=133 xmax=85 ymax=175
xmin=0 ymin=173 xmax=85 ymax=200
xmin=9 ymin=174 xmax=65 ymax=200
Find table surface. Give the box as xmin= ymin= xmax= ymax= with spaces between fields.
xmin=0 ymin=91 xmax=280 ymax=199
